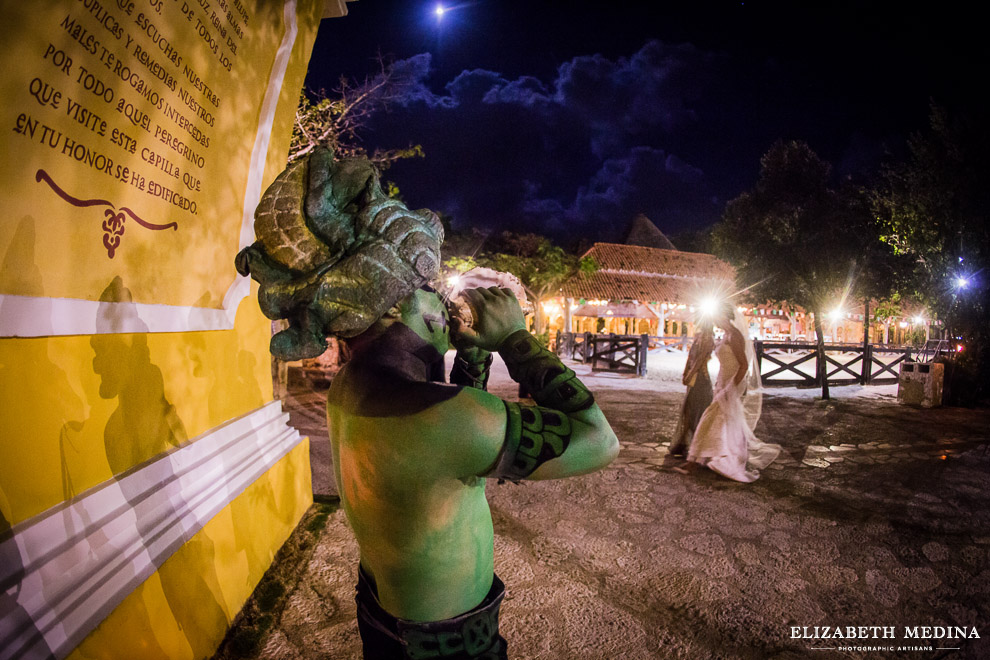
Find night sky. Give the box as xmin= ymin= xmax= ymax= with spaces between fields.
xmin=305 ymin=1 xmax=985 ymax=246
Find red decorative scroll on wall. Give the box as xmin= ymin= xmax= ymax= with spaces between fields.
xmin=36 ymin=169 xmax=178 ymax=258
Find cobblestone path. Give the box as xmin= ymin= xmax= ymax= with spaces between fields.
xmin=216 ymin=375 xmax=990 ymax=660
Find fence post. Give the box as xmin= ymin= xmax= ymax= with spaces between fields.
xmin=583 ymin=332 xmax=592 ymax=362
xmin=755 ymin=340 xmax=763 ymax=386
xmin=638 ymin=334 xmax=649 ymax=377
xmin=816 ymin=341 xmax=824 ymax=387
xmin=862 ymin=344 xmax=872 ymax=384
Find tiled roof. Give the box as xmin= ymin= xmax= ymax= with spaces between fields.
xmin=559 ymin=243 xmax=735 ymax=303
xmin=581 ymin=243 xmax=735 ymax=280
xmin=560 ymin=270 xmax=729 ymax=303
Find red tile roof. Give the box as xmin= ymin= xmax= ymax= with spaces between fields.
xmin=559 ymin=243 xmax=735 ymax=303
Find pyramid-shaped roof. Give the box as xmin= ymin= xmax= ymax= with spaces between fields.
xmin=624 ymin=214 xmax=677 ymax=250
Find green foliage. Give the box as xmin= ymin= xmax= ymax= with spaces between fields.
xmin=443 ymin=255 xmax=479 ymax=274
xmin=713 ymin=140 xmax=904 ymax=399
xmin=441 ymin=231 xmax=597 ymax=333
xmin=383 ymin=180 xmax=403 ymax=200
xmin=872 ymin=293 xmax=902 ymax=323
xmin=715 ymin=141 xmax=859 ymax=310
xmin=873 ymin=104 xmax=990 ymax=402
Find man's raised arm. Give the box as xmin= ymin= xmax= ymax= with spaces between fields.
xmin=454 ymin=287 xmax=619 ymax=481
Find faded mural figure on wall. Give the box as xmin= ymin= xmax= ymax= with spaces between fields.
xmin=237 ymin=148 xmax=619 ymax=659
xmin=86 ymin=279 xmax=229 ymax=659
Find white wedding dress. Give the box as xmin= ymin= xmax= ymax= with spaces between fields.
xmin=687 ymin=329 xmax=781 ymax=482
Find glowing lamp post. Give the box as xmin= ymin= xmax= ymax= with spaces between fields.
xmin=827 ymin=308 xmax=844 ymax=342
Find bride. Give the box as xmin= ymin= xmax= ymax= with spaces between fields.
xmin=686 ymin=303 xmax=781 ymax=482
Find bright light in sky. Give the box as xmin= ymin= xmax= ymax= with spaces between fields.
xmin=828 ymin=308 xmax=843 ymax=321
xmin=913 ymin=316 xmax=924 ymax=325
xmin=435 ymin=4 xmax=445 ymax=17
xmin=955 ymin=276 xmax=969 ymax=289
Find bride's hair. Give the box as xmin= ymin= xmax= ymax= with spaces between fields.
xmin=719 ymin=301 xmax=736 ymax=324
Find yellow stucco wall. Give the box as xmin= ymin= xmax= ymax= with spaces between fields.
xmin=0 ymin=288 xmax=275 ymax=525
xmin=0 ymin=0 xmax=326 ymax=657
xmin=0 ymin=0 xmax=323 ymax=525
xmin=65 ymin=439 xmax=312 ymax=660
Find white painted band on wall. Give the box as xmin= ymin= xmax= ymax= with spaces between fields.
xmin=0 ymin=0 xmax=300 ymax=338
xmin=0 ymin=400 xmax=303 ymax=660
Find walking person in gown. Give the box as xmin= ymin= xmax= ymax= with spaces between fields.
xmin=668 ymin=319 xmax=714 ymax=457
xmin=687 ymin=303 xmax=781 ymax=482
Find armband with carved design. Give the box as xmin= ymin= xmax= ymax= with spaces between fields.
xmin=497 ymin=329 xmax=594 ymax=412
xmin=488 ymin=401 xmax=572 ymax=481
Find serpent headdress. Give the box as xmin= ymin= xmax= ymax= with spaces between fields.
xmin=235 ymin=148 xmax=444 ymax=360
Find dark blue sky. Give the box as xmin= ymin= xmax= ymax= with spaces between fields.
xmin=305 ymin=1 xmax=984 ymax=244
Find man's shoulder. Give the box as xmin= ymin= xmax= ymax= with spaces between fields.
xmin=328 ymin=362 xmax=465 ymax=418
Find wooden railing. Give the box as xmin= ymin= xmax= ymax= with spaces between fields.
xmin=556 ymin=333 xmax=929 ymax=385
xmin=755 ymin=341 xmax=914 ymax=386
xmin=556 ymin=333 xmax=649 ymax=376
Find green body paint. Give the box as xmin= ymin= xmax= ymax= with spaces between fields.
xmin=328 ymin=289 xmax=618 ymax=623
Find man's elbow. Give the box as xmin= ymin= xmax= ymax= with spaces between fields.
xmin=593 ymin=429 xmax=620 ymax=469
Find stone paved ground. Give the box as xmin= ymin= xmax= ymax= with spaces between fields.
xmin=216 ymin=360 xmax=990 ymax=660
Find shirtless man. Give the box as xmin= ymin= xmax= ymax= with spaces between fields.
xmin=327 ymin=285 xmax=619 ymax=659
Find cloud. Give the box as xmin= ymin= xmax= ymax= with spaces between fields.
xmin=385 ymin=53 xmax=454 ymax=108
xmin=538 ymin=147 xmax=716 ymax=237
xmin=366 ymin=40 xmax=725 ymax=242
xmin=483 ymin=76 xmax=551 ymax=107
xmin=552 ymin=40 xmax=711 ymax=158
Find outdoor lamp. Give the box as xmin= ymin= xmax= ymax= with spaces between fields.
xmin=699 ymin=296 xmax=719 ymax=317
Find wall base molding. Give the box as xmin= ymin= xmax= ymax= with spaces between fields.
xmin=0 ymin=400 xmax=303 ymax=660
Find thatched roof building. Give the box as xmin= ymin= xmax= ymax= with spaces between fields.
xmin=559 ymin=242 xmax=735 ymax=307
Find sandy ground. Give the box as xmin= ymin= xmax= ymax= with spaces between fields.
xmin=216 ymin=350 xmax=990 ymax=660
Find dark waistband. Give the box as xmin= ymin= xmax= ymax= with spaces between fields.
xmin=356 ymin=565 xmax=505 ymax=658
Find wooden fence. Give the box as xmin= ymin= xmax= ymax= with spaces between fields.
xmin=755 ymin=341 xmax=914 ymax=386
xmin=556 ymin=333 xmax=650 ymax=376
xmin=556 ymin=333 xmax=931 ymax=385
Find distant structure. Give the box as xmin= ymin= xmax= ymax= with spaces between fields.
xmin=548 ymin=215 xmax=923 ymax=346
xmin=623 ymin=213 xmax=677 ymax=250
xmin=546 ymin=216 xmax=735 ymax=337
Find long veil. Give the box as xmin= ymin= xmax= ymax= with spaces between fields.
xmin=733 ymin=309 xmax=763 ymax=432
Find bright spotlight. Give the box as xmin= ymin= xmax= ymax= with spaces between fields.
xmin=955 ymin=276 xmax=969 ymax=289
xmin=827 ymin=308 xmax=843 ymax=322
xmin=435 ymin=4 xmax=445 ymax=17
xmin=913 ymin=316 xmax=924 ymax=325
xmin=447 ymin=274 xmax=461 ymax=288
xmin=699 ymin=297 xmax=719 ymax=317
